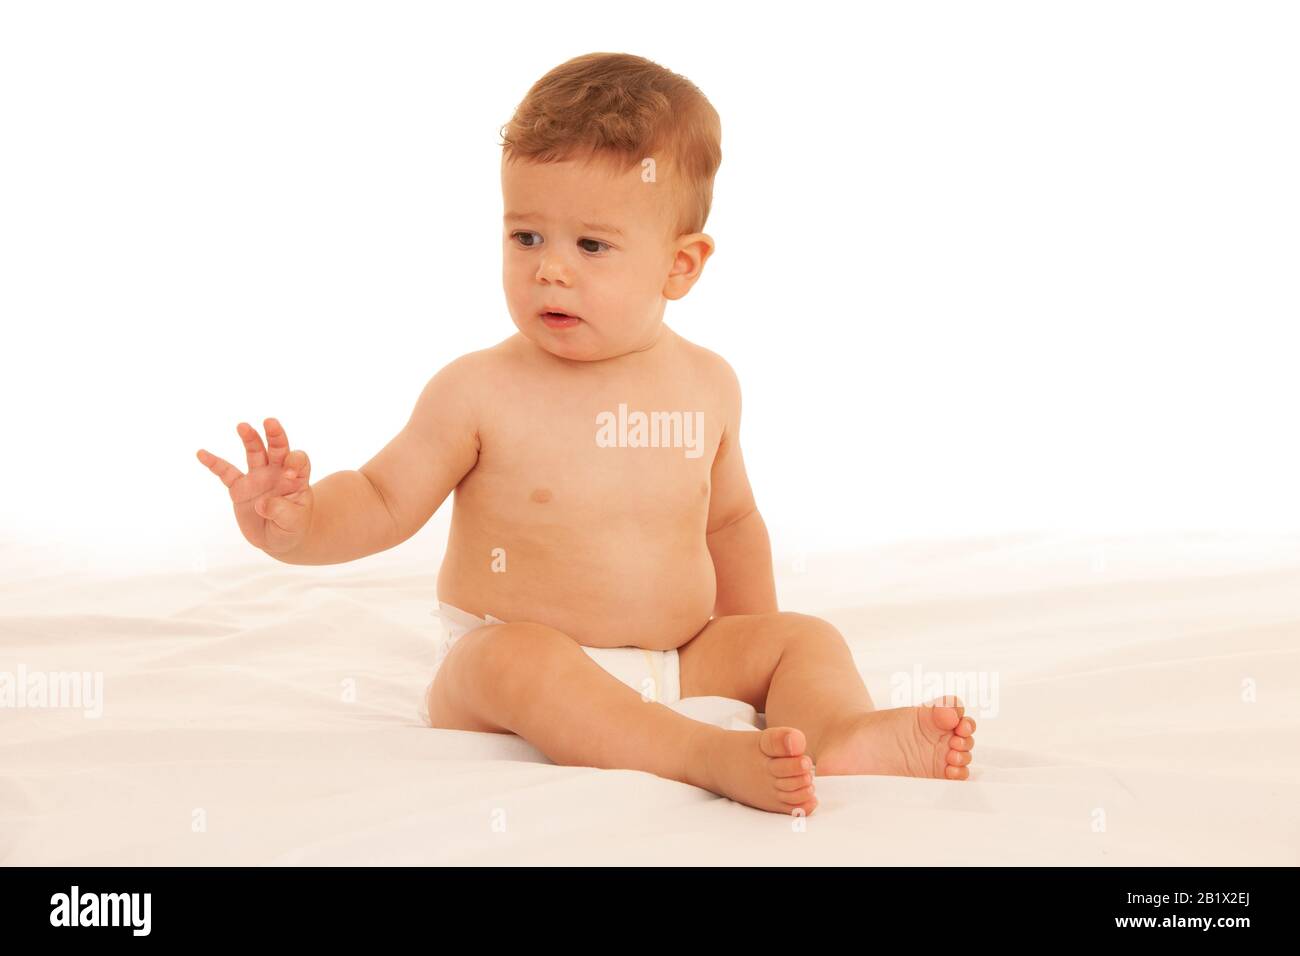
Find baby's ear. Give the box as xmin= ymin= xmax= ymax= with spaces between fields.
xmin=664 ymin=234 xmax=715 ymax=300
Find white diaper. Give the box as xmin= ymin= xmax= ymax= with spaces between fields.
xmin=418 ymin=601 xmax=682 ymax=727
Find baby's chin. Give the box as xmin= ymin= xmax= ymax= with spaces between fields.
xmin=514 ymin=316 xmax=643 ymax=363
xmin=512 ymin=322 xmax=593 ymax=361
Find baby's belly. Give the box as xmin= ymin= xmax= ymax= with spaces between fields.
xmin=436 ymin=516 xmax=717 ymax=650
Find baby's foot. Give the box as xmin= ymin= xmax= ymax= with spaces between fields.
xmin=815 ymin=696 xmax=976 ymax=780
xmin=697 ymin=726 xmax=818 ymax=816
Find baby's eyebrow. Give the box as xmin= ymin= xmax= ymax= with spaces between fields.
xmin=504 ymin=211 xmax=625 ymax=238
xmin=578 ymin=221 xmax=624 ymax=237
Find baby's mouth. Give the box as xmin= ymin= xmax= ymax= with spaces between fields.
xmin=540 ymin=309 xmax=583 ymax=327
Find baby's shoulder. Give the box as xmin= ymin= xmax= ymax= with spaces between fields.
xmin=427 ymin=336 xmax=523 ymax=384
xmin=669 ymin=332 xmax=742 ymax=400
xmin=409 ymin=340 xmax=520 ymax=424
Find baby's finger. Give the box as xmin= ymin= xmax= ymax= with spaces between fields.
xmin=264 ymin=417 xmax=290 ymax=468
xmin=282 ymin=448 xmax=311 ymax=482
xmin=195 ymin=449 xmax=245 ymax=489
xmin=255 ymin=494 xmax=306 ymax=532
xmin=238 ymin=422 xmax=269 ymax=470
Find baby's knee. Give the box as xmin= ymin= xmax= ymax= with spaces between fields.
xmin=456 ymin=621 xmax=575 ymax=684
xmin=771 ymin=611 xmax=845 ymax=645
xmin=431 ymin=621 xmax=575 ymax=729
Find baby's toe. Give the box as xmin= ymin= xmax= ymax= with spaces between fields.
xmin=760 ymin=726 xmax=808 ymax=759
xmin=921 ymin=696 xmax=966 ymax=732
xmin=946 ymin=749 xmax=971 ymax=768
xmin=779 ymin=784 xmax=817 ymax=806
xmin=950 ymin=734 xmax=974 ymax=752
xmin=787 ymin=799 xmax=818 ymax=817
xmin=770 ymin=755 xmax=813 ymax=778
xmin=775 ymin=772 xmax=814 ymax=792
xmin=945 ymin=765 xmax=970 ymax=781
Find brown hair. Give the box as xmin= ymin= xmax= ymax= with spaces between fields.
xmin=499 ymin=52 xmax=722 ymax=239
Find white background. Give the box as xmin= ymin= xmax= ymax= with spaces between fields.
xmin=1 ymin=1 xmax=1296 ymax=574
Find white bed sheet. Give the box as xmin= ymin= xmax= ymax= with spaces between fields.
xmin=2 ymin=532 xmax=1297 ymax=865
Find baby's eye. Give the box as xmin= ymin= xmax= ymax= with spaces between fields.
xmin=511 ymin=230 xmax=542 ymax=248
xmin=578 ymin=238 xmax=610 ymax=254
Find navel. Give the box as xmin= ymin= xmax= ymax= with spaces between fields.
xmin=530 ymin=487 xmax=554 ymax=504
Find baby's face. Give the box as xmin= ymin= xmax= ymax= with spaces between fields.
xmin=501 ymin=154 xmax=705 ymax=362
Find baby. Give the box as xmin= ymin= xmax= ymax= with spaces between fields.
xmin=196 ymin=52 xmax=975 ymax=815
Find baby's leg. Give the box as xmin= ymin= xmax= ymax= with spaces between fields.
xmin=427 ymin=621 xmax=818 ymax=815
xmin=679 ymin=612 xmax=976 ymax=779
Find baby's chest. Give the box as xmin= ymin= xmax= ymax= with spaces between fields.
xmin=478 ymin=399 xmax=721 ymax=516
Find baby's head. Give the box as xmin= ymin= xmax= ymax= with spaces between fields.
xmin=499 ymin=53 xmax=721 ymax=362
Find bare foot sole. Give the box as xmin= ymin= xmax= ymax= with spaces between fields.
xmin=698 ymin=726 xmax=819 ymax=815
xmin=814 ymin=695 xmax=977 ymax=780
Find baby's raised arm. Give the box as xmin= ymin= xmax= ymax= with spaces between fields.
xmin=197 ymin=357 xmax=480 ymax=565
xmin=354 ymin=357 xmax=482 ymax=558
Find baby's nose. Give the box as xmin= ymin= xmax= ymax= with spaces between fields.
xmin=536 ymin=254 xmax=574 ymax=284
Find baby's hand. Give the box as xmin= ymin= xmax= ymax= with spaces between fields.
xmin=196 ymin=418 xmax=313 ymax=554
